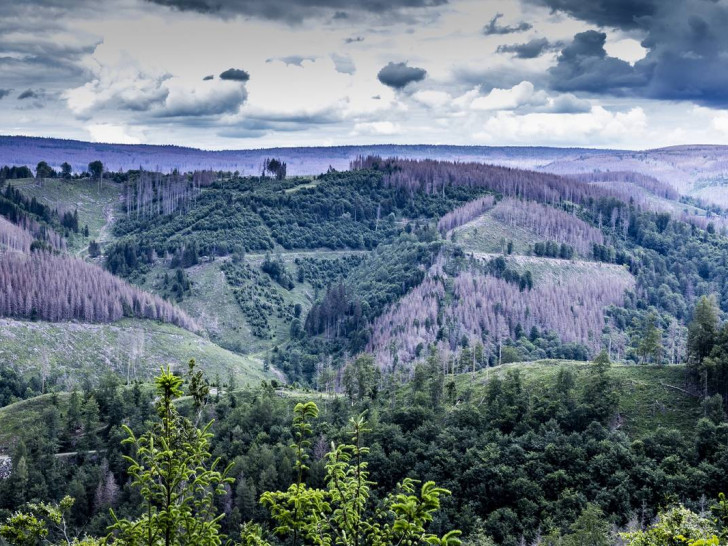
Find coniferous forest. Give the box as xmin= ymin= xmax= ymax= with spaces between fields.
xmin=4 ymin=148 xmax=728 ymax=546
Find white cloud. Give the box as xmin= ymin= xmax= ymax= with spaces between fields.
xmin=470 ymin=81 xmax=548 ymax=111
xmin=711 ymin=112 xmax=728 ymax=134
xmin=64 ymin=41 xmax=249 ymax=119
xmin=605 ymin=37 xmax=648 ymax=66
xmin=475 ymin=106 xmax=648 ymax=145
xmin=162 ymin=78 xmax=247 ymax=117
xmin=3 ymin=0 xmax=724 ymax=150
xmin=65 ymin=48 xmax=170 ymax=117
xmin=352 ymin=121 xmax=401 ymax=135
xmin=86 ymin=123 xmax=141 ymax=144
xmin=331 ymin=53 xmax=356 ymax=75
xmin=412 ymin=90 xmax=452 ymax=108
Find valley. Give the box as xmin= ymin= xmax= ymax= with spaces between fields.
xmin=3 ymin=146 xmax=728 ymax=545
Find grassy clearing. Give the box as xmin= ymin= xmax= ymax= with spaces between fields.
xmin=0 ymin=392 xmax=71 ymax=446
xmin=456 ymin=360 xmax=701 ymax=438
xmin=141 ymin=260 xmax=269 ymax=355
xmin=284 ymin=179 xmax=321 ymax=193
xmin=453 ymin=209 xmax=537 ymax=254
xmin=471 ymin=253 xmax=634 ymax=285
xmin=141 ymin=258 xmax=314 ymax=357
xmin=0 ymin=317 xmax=274 ymax=389
xmin=10 ymin=177 xmax=122 ymax=252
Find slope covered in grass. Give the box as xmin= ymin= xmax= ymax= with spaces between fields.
xmin=9 ymin=177 xmax=121 ymax=249
xmin=0 ymin=317 xmax=274 ymax=388
xmin=457 ymin=360 xmax=701 ymax=438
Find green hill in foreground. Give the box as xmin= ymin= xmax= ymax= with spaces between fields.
xmin=0 ymin=317 xmax=276 ymax=389
xmin=0 ymin=359 xmax=701 ymax=446
xmin=455 ymin=360 xmax=701 ymax=438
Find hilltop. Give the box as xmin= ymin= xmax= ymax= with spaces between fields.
xmin=0 ymin=135 xmax=620 ymax=175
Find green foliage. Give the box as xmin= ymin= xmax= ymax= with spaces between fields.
xmin=88 ymin=161 xmax=104 ymax=179
xmin=303 ymin=238 xmax=440 ymax=354
xmin=583 ymin=351 xmax=619 ymax=422
xmin=533 ymin=240 xmax=574 ymax=259
xmin=107 ymin=170 xmax=482 ymax=280
xmin=638 ymin=313 xmax=663 ymax=364
xmin=186 ymin=358 xmax=210 ymax=414
xmin=244 ymin=402 xmax=461 ymax=546
xmin=88 ymin=240 xmax=101 ymax=258
xmin=221 ymin=260 xmax=294 ymax=339
xmin=107 ymin=367 xmax=233 ymax=545
xmin=261 ymin=254 xmax=294 ymax=290
xmin=703 ymin=322 xmax=728 ymax=408
xmin=342 ymin=354 xmax=379 ymax=403
xmin=564 ymin=503 xmax=611 ymax=546
xmin=0 ymin=496 xmax=100 ymax=545
xmin=294 ymin=255 xmax=366 ymax=291
xmin=689 ymin=296 xmax=720 ymax=371
xmin=621 ymin=505 xmax=721 ymax=545
xmin=541 ymin=503 xmax=612 ymax=546
xmin=159 ymin=268 xmax=192 ymax=302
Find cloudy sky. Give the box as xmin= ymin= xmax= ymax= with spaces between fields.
xmin=4 ymin=0 xmax=728 ymax=149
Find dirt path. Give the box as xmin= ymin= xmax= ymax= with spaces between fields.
xmin=97 ymin=204 xmax=115 ymax=244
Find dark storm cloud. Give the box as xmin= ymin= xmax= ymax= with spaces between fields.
xmin=482 ymin=13 xmax=532 ymax=35
xmin=0 ymin=32 xmax=97 ymax=90
xmin=0 ymin=89 xmax=11 ymax=99
xmin=526 ymin=0 xmax=655 ymax=30
xmin=497 ymin=37 xmax=555 ymax=59
xmin=377 ymin=62 xmax=427 ymax=89
xmin=157 ymin=87 xmax=248 ymax=117
xmin=549 ymin=31 xmax=646 ymax=93
xmin=531 ymin=0 xmax=728 ymax=107
xmin=203 ymin=75 xmax=214 ymax=80
xmin=18 ymin=89 xmax=39 ymax=100
xmin=219 ymin=68 xmax=250 ymax=81
xmin=0 ymin=2 xmax=100 ymax=90
xmin=144 ymin=0 xmax=447 ymax=23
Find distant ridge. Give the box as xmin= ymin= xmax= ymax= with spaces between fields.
xmin=0 ymin=135 xmax=617 ymax=176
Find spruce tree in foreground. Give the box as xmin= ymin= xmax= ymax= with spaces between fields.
xmin=107 ymin=367 xmax=232 ymax=545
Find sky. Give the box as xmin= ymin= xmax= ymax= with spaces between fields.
xmin=3 ymin=0 xmax=728 ymax=150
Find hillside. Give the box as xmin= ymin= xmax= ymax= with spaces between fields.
xmin=0 ymin=317 xmax=273 ymax=387
xmin=0 ymin=359 xmax=700 ymax=446
xmin=7 ymin=177 xmax=121 ymax=253
xmin=4 ymin=154 xmax=728 ymax=386
xmin=456 ymin=360 xmax=702 ymax=438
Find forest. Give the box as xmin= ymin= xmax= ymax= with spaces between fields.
xmin=2 ymin=346 xmax=728 ymax=546
xmin=0 ymin=251 xmax=196 ymax=329
xmin=4 ymin=154 xmax=728 ymax=544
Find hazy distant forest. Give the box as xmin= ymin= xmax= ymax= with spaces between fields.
xmin=4 ymin=151 xmax=728 ymax=545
